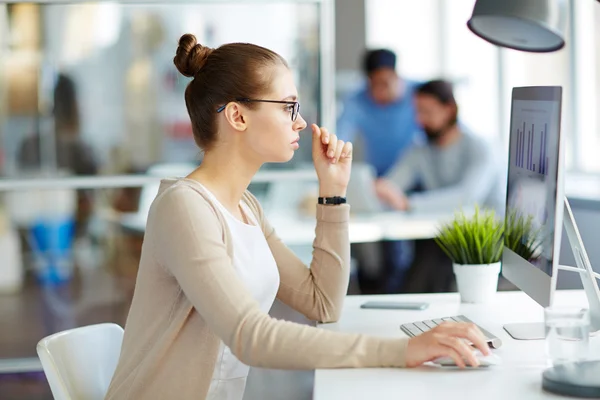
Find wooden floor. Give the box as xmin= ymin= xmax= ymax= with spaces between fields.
xmin=0 ymin=372 xmax=52 ymax=400
xmin=0 ymin=266 xmax=132 ymax=400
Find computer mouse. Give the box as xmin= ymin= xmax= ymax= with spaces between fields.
xmin=432 ymin=350 xmax=502 ymax=368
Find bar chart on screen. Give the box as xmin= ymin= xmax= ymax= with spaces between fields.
xmin=511 ymin=100 xmax=560 ymax=176
xmin=515 ymin=122 xmax=549 ymax=174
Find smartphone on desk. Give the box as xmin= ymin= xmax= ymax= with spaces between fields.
xmin=360 ymin=301 xmax=429 ymax=310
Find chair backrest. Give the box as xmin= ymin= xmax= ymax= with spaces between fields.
xmin=36 ymin=323 xmax=124 ymax=400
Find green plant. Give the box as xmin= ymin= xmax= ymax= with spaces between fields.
xmin=504 ymin=208 xmax=544 ymax=261
xmin=435 ymin=207 xmax=504 ymax=265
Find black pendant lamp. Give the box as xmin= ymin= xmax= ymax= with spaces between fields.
xmin=467 ymin=0 xmax=569 ymax=53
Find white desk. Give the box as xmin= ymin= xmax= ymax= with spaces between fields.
xmin=315 ymin=291 xmax=600 ymax=400
xmin=119 ymin=210 xmax=452 ymax=245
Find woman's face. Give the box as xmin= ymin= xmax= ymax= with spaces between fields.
xmin=242 ymin=65 xmax=307 ymax=163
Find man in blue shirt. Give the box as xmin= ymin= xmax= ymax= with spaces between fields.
xmin=337 ymin=49 xmax=422 ymax=177
xmin=338 ymin=49 xmax=422 ymax=294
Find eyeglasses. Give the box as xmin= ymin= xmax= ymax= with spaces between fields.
xmin=216 ymin=98 xmax=301 ymax=122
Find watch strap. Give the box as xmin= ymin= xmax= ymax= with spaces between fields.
xmin=318 ymin=196 xmax=347 ymax=205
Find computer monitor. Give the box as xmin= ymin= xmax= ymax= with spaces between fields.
xmin=502 ymin=86 xmax=564 ymax=308
xmin=502 ymin=86 xmax=600 ymax=339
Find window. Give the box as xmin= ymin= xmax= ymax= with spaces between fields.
xmin=499 ymin=20 xmax=572 ymax=169
xmin=366 ymin=0 xmax=598 ymax=174
xmin=366 ymin=0 xmax=441 ymax=80
xmin=441 ymin=0 xmax=500 ymax=141
xmin=366 ymin=0 xmax=501 ymax=140
xmin=570 ymin=0 xmax=600 ymax=173
xmin=0 ymin=1 xmax=327 ymax=180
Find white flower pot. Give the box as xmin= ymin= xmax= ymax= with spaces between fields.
xmin=453 ymin=262 xmax=501 ymax=304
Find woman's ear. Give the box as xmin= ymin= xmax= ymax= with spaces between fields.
xmin=223 ymin=102 xmax=247 ymax=132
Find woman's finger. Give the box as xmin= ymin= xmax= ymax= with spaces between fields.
xmin=326 ymin=133 xmax=338 ymax=159
xmin=441 ymin=345 xmax=466 ymax=369
xmin=332 ymin=140 xmax=345 ymax=163
xmin=341 ymin=141 xmax=353 ymax=159
xmin=320 ymin=127 xmax=330 ymax=146
xmin=440 ymin=336 xmax=479 ymax=367
xmin=439 ymin=323 xmax=490 ymax=356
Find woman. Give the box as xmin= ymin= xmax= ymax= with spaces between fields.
xmin=106 ymin=34 xmax=490 ymax=400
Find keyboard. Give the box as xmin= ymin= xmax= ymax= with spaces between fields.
xmin=400 ymin=315 xmax=503 ymax=349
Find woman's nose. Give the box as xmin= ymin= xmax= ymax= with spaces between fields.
xmin=295 ymin=114 xmax=307 ymax=131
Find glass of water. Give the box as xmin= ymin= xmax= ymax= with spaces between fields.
xmin=544 ymin=306 xmax=590 ymax=366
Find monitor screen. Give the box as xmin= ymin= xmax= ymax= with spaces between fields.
xmin=505 ymin=88 xmax=562 ymax=277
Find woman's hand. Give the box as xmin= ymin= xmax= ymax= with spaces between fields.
xmin=405 ymin=322 xmax=491 ymax=368
xmin=374 ymin=178 xmax=409 ymax=211
xmin=312 ymin=124 xmax=353 ymax=197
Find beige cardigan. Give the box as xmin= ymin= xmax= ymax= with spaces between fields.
xmin=105 ymin=178 xmax=409 ymax=399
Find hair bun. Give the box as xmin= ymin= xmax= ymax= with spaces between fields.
xmin=173 ymin=33 xmax=213 ymax=78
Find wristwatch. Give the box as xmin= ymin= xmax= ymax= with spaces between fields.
xmin=318 ymin=196 xmax=347 ymax=205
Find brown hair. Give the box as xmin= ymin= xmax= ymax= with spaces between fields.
xmin=415 ymin=79 xmax=459 ymax=125
xmin=173 ymin=33 xmax=287 ymax=150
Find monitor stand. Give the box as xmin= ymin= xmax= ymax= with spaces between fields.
xmin=503 ymin=198 xmax=600 ymax=340
xmin=503 ymin=322 xmax=546 ymax=340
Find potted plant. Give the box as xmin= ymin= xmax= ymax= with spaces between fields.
xmin=435 ymin=207 xmax=504 ymax=303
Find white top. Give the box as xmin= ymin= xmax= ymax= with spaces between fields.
xmin=202 ymin=186 xmax=281 ymax=400
xmin=314 ymin=291 xmax=600 ymax=400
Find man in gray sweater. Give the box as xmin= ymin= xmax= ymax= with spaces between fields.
xmin=375 ymin=79 xmax=506 ymax=293
xmin=375 ymin=79 xmax=505 ymax=215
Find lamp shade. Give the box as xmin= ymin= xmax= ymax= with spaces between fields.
xmin=467 ymin=0 xmax=568 ymax=53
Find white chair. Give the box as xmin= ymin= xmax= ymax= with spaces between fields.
xmin=36 ymin=323 xmax=124 ymax=400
